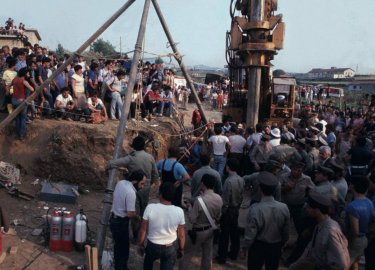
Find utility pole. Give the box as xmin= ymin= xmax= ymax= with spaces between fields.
xmin=96 ymin=0 xmax=152 ymax=256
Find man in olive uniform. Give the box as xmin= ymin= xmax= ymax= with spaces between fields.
xmin=216 ymin=158 xmax=244 ymax=264
xmin=109 ymin=136 xmax=159 ymax=239
xmin=289 ymin=191 xmax=350 ymax=270
xmin=241 ymin=171 xmax=290 ymax=270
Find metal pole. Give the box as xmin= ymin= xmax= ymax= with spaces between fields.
xmin=246 ymin=68 xmax=261 ymax=127
xmin=0 ymin=0 xmax=136 ymax=132
xmin=246 ymin=0 xmax=265 ymax=128
xmin=151 ymin=0 xmax=208 ymax=125
xmin=96 ymin=0 xmax=152 ymax=256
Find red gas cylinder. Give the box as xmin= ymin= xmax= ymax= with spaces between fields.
xmin=49 ymin=208 xmax=62 ymax=251
xmin=61 ymin=210 xmax=74 ymax=252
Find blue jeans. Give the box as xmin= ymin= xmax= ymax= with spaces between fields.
xmin=158 ymin=102 xmax=173 ymax=116
xmin=144 ymin=241 xmax=177 ymax=270
xmin=212 ymin=155 xmax=226 ymax=179
xmin=12 ymin=98 xmax=27 ymax=138
xmin=110 ymin=215 xmax=130 ymax=270
xmin=110 ymin=91 xmax=123 ymax=119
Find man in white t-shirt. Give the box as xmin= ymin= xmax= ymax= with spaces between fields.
xmin=137 ymin=182 xmax=185 ymax=270
xmin=54 ymin=87 xmax=75 ymax=119
xmin=85 ymin=91 xmax=108 ymax=122
xmin=110 ymin=171 xmax=146 ymax=270
xmin=208 ymin=126 xmax=230 ymax=179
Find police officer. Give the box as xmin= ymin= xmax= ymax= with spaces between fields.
xmin=289 ymin=191 xmax=350 ymax=270
xmin=240 ymin=171 xmax=290 ymax=270
xmin=180 ymin=174 xmax=223 ymax=270
xmin=216 ymin=158 xmax=244 ymax=264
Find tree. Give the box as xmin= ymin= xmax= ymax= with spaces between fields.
xmin=90 ymin=38 xmax=118 ymax=58
xmin=56 ymin=43 xmax=65 ymax=59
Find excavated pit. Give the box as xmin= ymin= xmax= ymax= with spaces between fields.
xmin=0 ymin=117 xmax=182 ymax=188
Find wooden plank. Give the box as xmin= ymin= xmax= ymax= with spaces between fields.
xmin=85 ymin=245 xmax=92 ymax=270
xmin=91 ymin=247 xmax=99 ymax=270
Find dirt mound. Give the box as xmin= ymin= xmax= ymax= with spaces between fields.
xmin=0 ymin=117 xmax=182 ymax=187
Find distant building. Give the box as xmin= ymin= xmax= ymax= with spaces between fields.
xmin=348 ymin=80 xmax=375 ymax=92
xmin=307 ymin=67 xmax=355 ymax=80
xmin=0 ymin=28 xmax=41 ymax=48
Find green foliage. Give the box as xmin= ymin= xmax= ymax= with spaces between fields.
xmin=90 ymin=38 xmax=118 ymax=58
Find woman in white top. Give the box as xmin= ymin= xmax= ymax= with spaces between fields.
xmin=71 ymin=65 xmax=86 ymax=109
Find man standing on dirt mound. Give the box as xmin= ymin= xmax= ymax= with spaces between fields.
xmin=109 ymin=136 xmax=159 ymax=240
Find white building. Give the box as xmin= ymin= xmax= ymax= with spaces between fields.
xmin=307 ymin=67 xmax=355 ymax=80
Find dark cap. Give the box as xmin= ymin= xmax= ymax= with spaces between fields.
xmin=328 ymin=160 xmax=344 ymax=173
xmin=307 ymin=190 xmax=332 ymax=212
xmin=316 ymin=165 xmax=334 ymax=177
xmin=131 ymin=136 xmax=146 ymax=150
xmin=290 ymin=153 xmax=305 ymax=168
xmin=269 ymin=152 xmax=286 ymax=166
xmin=309 ymin=126 xmax=320 ymax=133
xmin=258 ymin=171 xmax=278 ymax=187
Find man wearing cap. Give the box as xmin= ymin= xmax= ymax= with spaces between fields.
xmin=293 ymin=138 xmax=314 ymax=176
xmin=272 ymin=134 xmax=297 ymax=162
xmin=270 ymin=128 xmax=281 ymax=147
xmin=289 ymin=191 xmax=350 ymax=270
xmin=180 ymin=174 xmax=223 ymax=270
xmin=216 ymin=158 xmax=244 ymax=264
xmin=306 ymin=137 xmax=320 ymax=172
xmin=250 ymin=134 xmax=273 ymax=171
xmin=314 ymin=165 xmax=338 ymax=201
xmin=240 ymin=171 xmax=290 ymax=270
xmin=329 ymin=160 xmax=348 ymax=205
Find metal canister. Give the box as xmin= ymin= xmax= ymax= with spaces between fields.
xmin=61 ymin=210 xmax=74 ymax=252
xmin=49 ymin=208 xmax=62 ymax=251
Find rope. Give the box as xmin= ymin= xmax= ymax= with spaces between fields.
xmin=25 ymin=102 xmax=95 ymax=118
xmin=178 ymin=127 xmax=208 ymax=162
xmin=136 ymin=121 xmax=209 ymax=137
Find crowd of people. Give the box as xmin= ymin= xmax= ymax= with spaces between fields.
xmin=104 ymin=99 xmax=375 ymax=270
xmin=0 ymin=18 xmax=29 ymax=44
xmin=0 ymin=42 xmax=187 ymax=140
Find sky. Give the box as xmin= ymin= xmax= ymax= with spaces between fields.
xmin=1 ymin=0 xmax=374 ymax=74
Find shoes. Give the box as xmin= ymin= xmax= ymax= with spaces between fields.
xmin=143 ymin=118 xmax=149 ymax=122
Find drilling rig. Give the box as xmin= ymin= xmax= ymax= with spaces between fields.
xmin=225 ymin=0 xmax=294 ymax=127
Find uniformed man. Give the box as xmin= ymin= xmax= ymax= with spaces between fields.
xmin=293 ymin=139 xmax=313 ymax=176
xmin=216 ymin=158 xmax=244 ymax=264
xmin=289 ymin=191 xmax=350 ymax=270
xmin=240 ymin=171 xmax=290 ymax=270
xmin=305 ymin=137 xmax=319 ymax=172
xmin=281 ymin=159 xmax=314 ymax=235
xmin=313 ymin=165 xmax=338 ymax=201
xmin=180 ymin=174 xmax=223 ymax=270
xmin=346 ymin=136 xmax=373 ymax=177
xmin=190 ymin=154 xmax=222 ymax=198
xmin=109 ymin=136 xmax=159 ymax=239
xmin=110 ymin=170 xmax=147 ymax=270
